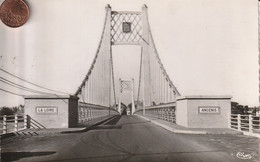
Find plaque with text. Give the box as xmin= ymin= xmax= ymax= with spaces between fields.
xmin=36 ymin=107 xmax=58 ymax=114
xmin=198 ymin=107 xmax=220 ymax=114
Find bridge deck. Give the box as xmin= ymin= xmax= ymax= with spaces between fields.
xmin=1 ymin=115 xmax=259 ymax=162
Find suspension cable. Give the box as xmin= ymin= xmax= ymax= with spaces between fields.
xmin=75 ymin=6 xmax=110 ymax=96
xmin=0 ymin=87 xmax=24 ymax=97
xmin=137 ymin=47 xmax=143 ymax=108
xmin=0 ymin=68 xmax=69 ymax=94
xmin=0 ymin=77 xmax=53 ymax=95
xmin=110 ymin=46 xmax=116 ymax=107
xmin=143 ymin=8 xmax=181 ymax=96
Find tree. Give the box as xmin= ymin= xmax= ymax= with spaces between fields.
xmin=252 ymin=107 xmax=257 ymax=115
xmin=0 ymin=107 xmax=13 ymax=116
xmin=244 ymin=105 xmax=249 ymax=115
xmin=0 ymin=105 xmax=23 ymax=116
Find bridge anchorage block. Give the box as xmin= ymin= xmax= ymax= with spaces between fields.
xmin=24 ymin=95 xmax=79 ymax=128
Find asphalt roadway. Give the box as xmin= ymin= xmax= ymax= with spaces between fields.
xmin=1 ymin=115 xmax=259 ymax=162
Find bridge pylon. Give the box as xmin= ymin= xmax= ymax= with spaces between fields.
xmin=118 ymin=78 xmax=135 ymax=115
xmin=76 ymin=4 xmax=181 ymax=110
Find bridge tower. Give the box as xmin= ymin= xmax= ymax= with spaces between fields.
xmin=118 ymin=79 xmax=135 ymax=115
xmin=75 ymin=4 xmax=180 ymax=112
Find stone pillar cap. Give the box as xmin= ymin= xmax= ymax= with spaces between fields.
xmin=176 ymin=95 xmax=232 ymax=101
xmin=24 ymin=95 xmax=78 ymax=100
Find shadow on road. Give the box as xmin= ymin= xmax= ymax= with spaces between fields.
xmin=118 ymin=120 xmax=150 ymax=126
xmin=104 ymin=115 xmax=122 ymax=125
xmin=62 ymin=115 xmax=122 ymax=134
xmin=91 ymin=125 xmax=122 ymax=130
xmin=40 ymin=150 xmax=228 ymax=162
xmin=1 ymin=151 xmax=56 ymax=161
xmin=87 ymin=115 xmax=123 ymax=130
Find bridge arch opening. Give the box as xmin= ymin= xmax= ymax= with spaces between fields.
xmin=112 ymin=46 xmax=141 ymax=111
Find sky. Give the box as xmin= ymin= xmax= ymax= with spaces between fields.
xmin=0 ymin=0 xmax=258 ymax=107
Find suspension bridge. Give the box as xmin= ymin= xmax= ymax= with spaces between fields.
xmin=0 ymin=4 xmax=259 ymax=162
xmin=21 ymin=4 xmax=184 ymax=128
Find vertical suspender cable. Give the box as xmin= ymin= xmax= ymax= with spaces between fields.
xmin=159 ymin=66 xmax=162 ymax=103
xmin=82 ymin=85 xmax=85 ymax=103
xmin=166 ymin=79 xmax=168 ymax=103
xmin=100 ymin=55 xmax=103 ymax=105
xmin=110 ymin=47 xmax=116 ymax=108
xmin=157 ymin=60 xmax=160 ymax=104
xmin=95 ymin=68 xmax=97 ymax=104
xmin=137 ymin=47 xmax=143 ymax=108
xmin=108 ymin=49 xmax=111 ymax=107
xmin=93 ymin=68 xmax=95 ymax=104
xmin=89 ymin=77 xmax=92 ymax=103
xmin=75 ymin=7 xmax=109 ymax=96
xmin=164 ymin=74 xmax=166 ymax=103
xmin=96 ymin=58 xmax=99 ymax=105
xmin=87 ymin=78 xmax=89 ymax=103
xmin=146 ymin=14 xmax=181 ymax=99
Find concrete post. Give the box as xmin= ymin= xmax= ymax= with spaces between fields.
xmin=118 ymin=78 xmax=122 ymax=114
xmin=88 ymin=108 xmax=90 ymax=120
xmin=27 ymin=115 xmax=31 ymax=129
xmin=15 ymin=114 xmax=18 ymax=132
xmin=163 ymin=108 xmax=166 ymax=120
xmin=237 ymin=114 xmax=241 ymax=131
xmin=90 ymin=108 xmax=92 ymax=120
xmin=86 ymin=108 xmax=89 ymax=121
xmin=131 ymin=79 xmax=136 ymax=115
xmin=80 ymin=108 xmax=82 ymax=122
xmin=3 ymin=115 xmax=7 ymax=134
xmin=249 ymin=115 xmax=253 ymax=133
xmin=24 ymin=114 xmax=27 ymax=129
xmin=228 ymin=114 xmax=232 ymax=129
xmin=83 ymin=108 xmax=86 ymax=122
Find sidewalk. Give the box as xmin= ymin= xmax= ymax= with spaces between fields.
xmin=137 ymin=115 xmax=243 ymax=135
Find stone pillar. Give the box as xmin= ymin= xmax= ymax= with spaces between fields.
xmin=176 ymin=96 xmax=232 ymax=128
xmin=24 ymin=95 xmax=79 ymax=128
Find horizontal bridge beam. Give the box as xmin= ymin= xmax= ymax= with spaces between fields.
xmin=79 ymin=102 xmax=111 ymax=109
xmin=137 ymin=102 xmax=176 ymax=111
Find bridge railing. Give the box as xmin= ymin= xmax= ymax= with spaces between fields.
xmin=230 ymin=114 xmax=260 ymax=135
xmin=134 ymin=103 xmax=176 ymax=123
xmin=78 ymin=102 xmax=118 ymax=123
xmin=0 ymin=114 xmax=29 ymax=134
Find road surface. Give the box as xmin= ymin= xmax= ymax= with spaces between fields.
xmin=1 ymin=115 xmax=259 ymax=162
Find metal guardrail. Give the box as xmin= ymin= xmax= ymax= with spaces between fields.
xmin=78 ymin=102 xmax=119 ymax=123
xmin=0 ymin=114 xmax=29 ymax=134
xmin=134 ymin=104 xmax=176 ymax=123
xmin=230 ymin=114 xmax=260 ymax=135
xmin=0 ymin=114 xmax=46 ymax=135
